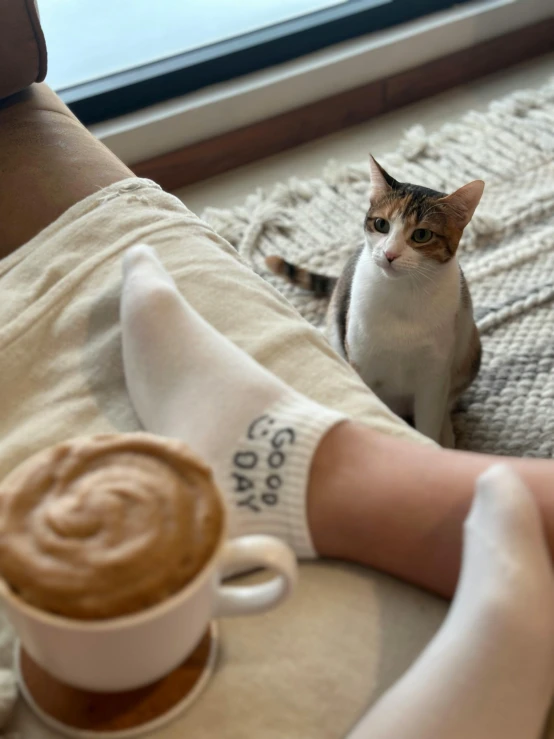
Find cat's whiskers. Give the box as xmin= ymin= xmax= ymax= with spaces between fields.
xmin=410 ymin=262 xmax=437 ymax=282
xmin=408 ymin=265 xmax=439 ymax=298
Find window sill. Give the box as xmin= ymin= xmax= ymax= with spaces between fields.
xmin=91 ymin=0 xmax=553 ymax=171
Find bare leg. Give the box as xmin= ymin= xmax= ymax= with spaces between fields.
xmin=413 ymin=375 xmax=450 ymax=444
xmin=439 ymin=410 xmax=455 ymax=448
xmin=121 ymin=246 xmax=554 ymax=600
xmin=309 ymin=421 xmax=554 ymax=597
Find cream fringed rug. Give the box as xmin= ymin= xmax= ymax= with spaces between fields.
xmin=203 ymin=77 xmax=554 ymax=458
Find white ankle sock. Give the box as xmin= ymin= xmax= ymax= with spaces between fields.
xmin=121 ymin=245 xmax=346 ymax=557
xmin=349 ymin=464 xmax=554 ymax=739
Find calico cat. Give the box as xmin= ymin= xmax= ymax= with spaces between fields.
xmin=266 ymin=156 xmax=483 ymax=447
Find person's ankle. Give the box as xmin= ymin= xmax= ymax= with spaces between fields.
xmin=307 ymin=421 xmax=373 ymax=559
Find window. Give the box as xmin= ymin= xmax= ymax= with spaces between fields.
xmin=40 ymin=0 xmax=473 ymax=124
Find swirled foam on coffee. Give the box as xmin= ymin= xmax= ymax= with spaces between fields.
xmin=0 ymin=434 xmax=223 ymax=620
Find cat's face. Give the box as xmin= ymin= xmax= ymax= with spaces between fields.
xmin=364 ymin=156 xmax=484 ymax=279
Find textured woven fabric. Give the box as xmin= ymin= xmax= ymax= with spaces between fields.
xmin=203 ymin=77 xmax=554 ymax=458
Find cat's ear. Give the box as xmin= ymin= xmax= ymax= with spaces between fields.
xmin=439 ymin=180 xmax=485 ymax=228
xmin=368 ymin=155 xmax=395 ymax=201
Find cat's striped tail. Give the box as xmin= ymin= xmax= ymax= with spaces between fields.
xmin=265 ymin=256 xmax=336 ymax=298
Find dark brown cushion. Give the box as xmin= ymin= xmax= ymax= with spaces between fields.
xmin=0 ymin=0 xmax=47 ymax=99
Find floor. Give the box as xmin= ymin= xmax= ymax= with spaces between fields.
xmin=175 ymin=52 xmax=554 ymax=216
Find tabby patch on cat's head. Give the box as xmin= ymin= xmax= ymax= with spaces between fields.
xmin=364 ymin=155 xmax=484 ymax=279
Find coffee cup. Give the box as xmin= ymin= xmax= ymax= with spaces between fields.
xmin=0 ymin=531 xmax=296 ymax=692
xmin=0 ymin=435 xmax=297 ymax=692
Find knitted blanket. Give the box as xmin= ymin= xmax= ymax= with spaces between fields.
xmin=203 ymin=77 xmax=554 ymax=458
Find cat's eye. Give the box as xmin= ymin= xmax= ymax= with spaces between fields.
xmin=412 ymin=228 xmax=433 ymax=244
xmin=374 ymin=218 xmax=390 ymax=234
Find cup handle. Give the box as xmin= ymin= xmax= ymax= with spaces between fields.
xmin=215 ymin=535 xmax=297 ymax=617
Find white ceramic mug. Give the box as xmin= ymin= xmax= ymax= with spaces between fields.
xmin=0 ymin=532 xmax=297 ymax=692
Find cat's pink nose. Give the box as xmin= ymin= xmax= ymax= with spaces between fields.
xmin=385 ymin=251 xmax=398 ymax=263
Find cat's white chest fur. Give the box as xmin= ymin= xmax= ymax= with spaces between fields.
xmin=346 ymin=248 xmax=460 ymax=419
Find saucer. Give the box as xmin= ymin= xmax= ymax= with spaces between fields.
xmin=15 ymin=622 xmax=217 ymax=739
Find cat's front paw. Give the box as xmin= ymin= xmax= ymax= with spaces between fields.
xmin=440 ymin=417 xmax=456 ymax=449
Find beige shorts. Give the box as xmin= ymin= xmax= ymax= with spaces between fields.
xmin=1 ymin=179 xmax=438 ymax=739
